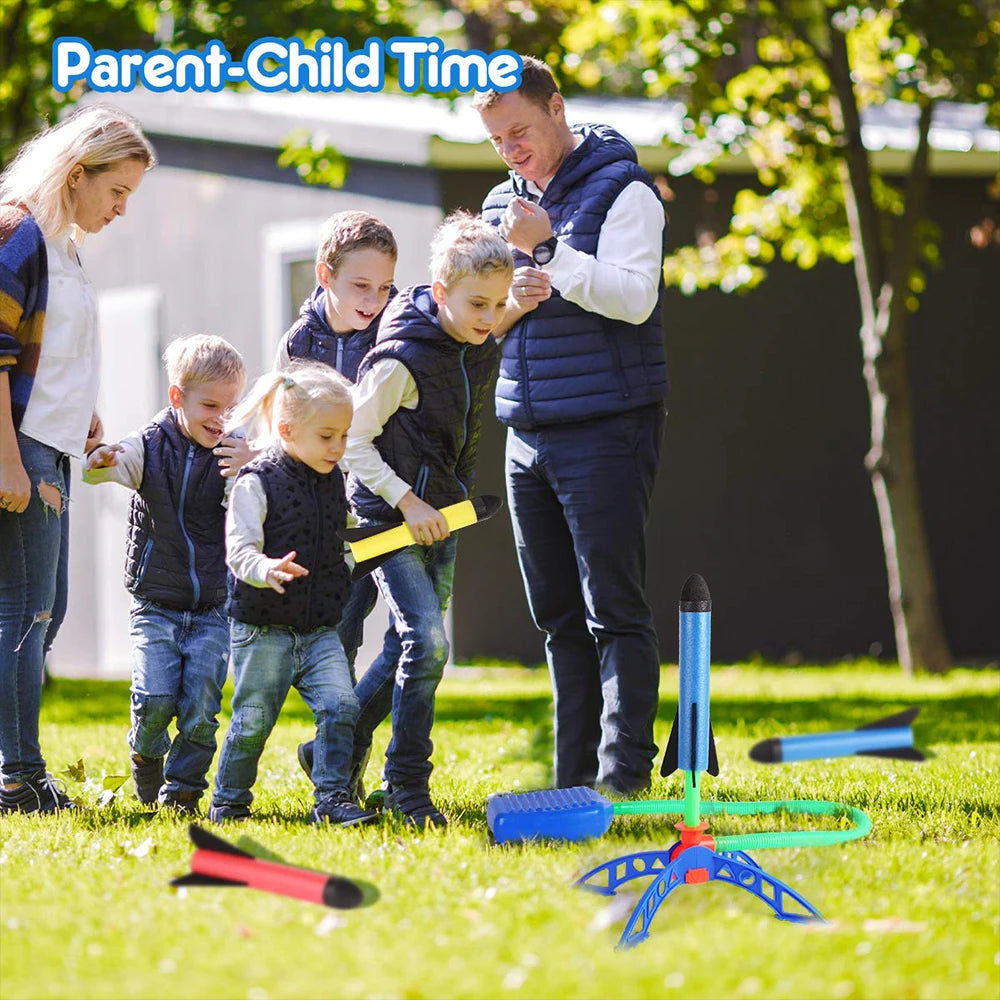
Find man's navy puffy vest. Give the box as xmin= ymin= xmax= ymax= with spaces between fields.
xmin=124 ymin=409 xmax=227 ymax=610
xmin=347 ymin=286 xmax=499 ymax=524
xmin=282 ymin=284 xmax=396 ymax=382
xmin=481 ymin=124 xmax=668 ymax=429
xmin=226 ymin=448 xmax=351 ymax=632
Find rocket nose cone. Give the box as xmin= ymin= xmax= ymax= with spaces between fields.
xmin=749 ymin=738 xmax=781 ymax=763
xmin=680 ymin=574 xmax=711 ymax=609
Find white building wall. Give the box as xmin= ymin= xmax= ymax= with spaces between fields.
xmin=50 ymin=162 xmax=442 ymax=678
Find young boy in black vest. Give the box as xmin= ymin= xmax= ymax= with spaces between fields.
xmin=329 ymin=212 xmax=513 ymax=827
xmin=84 ymin=335 xmax=245 ymax=812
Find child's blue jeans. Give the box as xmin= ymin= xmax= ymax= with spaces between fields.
xmin=128 ymin=599 xmax=230 ymax=798
xmin=352 ymin=536 xmax=457 ymax=789
xmin=213 ymin=621 xmax=358 ymax=808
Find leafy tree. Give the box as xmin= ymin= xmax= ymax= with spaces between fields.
xmin=553 ymin=0 xmax=999 ymax=673
xmin=0 ymin=0 xmax=414 ymax=166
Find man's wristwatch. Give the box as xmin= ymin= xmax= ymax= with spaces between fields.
xmin=531 ymin=236 xmax=558 ymax=266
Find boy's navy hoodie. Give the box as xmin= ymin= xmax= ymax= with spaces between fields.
xmin=279 ymin=284 xmax=396 ymax=382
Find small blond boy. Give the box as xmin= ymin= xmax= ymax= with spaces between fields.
xmin=84 ymin=334 xmax=245 ymax=813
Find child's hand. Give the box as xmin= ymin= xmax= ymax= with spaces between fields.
xmin=85 ymin=412 xmax=104 ymax=456
xmin=508 ymin=265 xmax=551 ymax=315
xmin=85 ymin=443 xmax=124 ymax=470
xmin=397 ymin=491 xmax=450 ymax=545
xmin=215 ymin=435 xmax=256 ymax=478
xmin=264 ymin=550 xmax=309 ymax=593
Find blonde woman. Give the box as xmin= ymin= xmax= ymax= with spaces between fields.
xmin=0 ymin=104 xmax=155 ymax=813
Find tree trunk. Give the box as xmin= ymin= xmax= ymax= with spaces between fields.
xmin=828 ymin=22 xmax=952 ymax=672
xmin=867 ymin=102 xmax=953 ymax=673
xmin=870 ymin=316 xmax=952 ymax=672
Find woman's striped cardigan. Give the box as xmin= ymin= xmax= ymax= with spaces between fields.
xmin=0 ymin=204 xmax=48 ymax=430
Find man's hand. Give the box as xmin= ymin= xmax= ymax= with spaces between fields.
xmin=215 ymin=434 xmax=256 ymax=478
xmin=500 ymin=197 xmax=554 ymax=256
xmin=397 ymin=491 xmax=450 ymax=545
xmin=85 ymin=443 xmax=124 ymax=470
xmin=264 ymin=550 xmax=309 ymax=594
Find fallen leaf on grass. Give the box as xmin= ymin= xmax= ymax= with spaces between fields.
xmin=125 ymin=838 xmax=156 ymax=859
xmin=862 ymin=918 xmax=928 ymax=934
xmin=587 ymin=892 xmax=639 ymax=933
xmin=60 ymin=759 xmax=86 ymax=782
xmin=314 ymin=913 xmax=346 ymax=936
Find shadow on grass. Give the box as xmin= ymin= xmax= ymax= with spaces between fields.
xmin=41 ymin=681 xmax=998 ymax=744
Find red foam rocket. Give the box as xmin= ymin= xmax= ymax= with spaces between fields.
xmin=171 ymin=824 xmax=364 ymax=909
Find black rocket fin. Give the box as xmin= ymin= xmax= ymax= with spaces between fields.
xmin=856 ymin=745 xmax=927 ymax=761
xmin=855 ymin=707 xmax=920 ymax=731
xmin=170 ymin=872 xmax=248 ymax=888
xmin=707 ymin=722 xmax=720 ymax=776
xmin=338 ymin=521 xmax=395 ymax=543
xmin=660 ymin=714 xmax=679 ymax=777
xmin=188 ymin=824 xmax=254 ymax=858
xmin=471 ymin=495 xmax=503 ymax=520
xmin=350 ymin=551 xmax=395 ymax=581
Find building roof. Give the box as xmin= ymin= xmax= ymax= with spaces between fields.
xmin=92 ymin=88 xmax=1000 ymax=175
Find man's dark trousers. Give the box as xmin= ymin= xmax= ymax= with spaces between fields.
xmin=504 ymin=402 xmax=665 ymax=793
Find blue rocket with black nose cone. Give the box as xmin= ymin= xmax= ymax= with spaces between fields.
xmin=661 ymin=574 xmax=719 ymax=790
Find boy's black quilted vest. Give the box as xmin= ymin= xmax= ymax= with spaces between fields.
xmin=282 ymin=284 xmax=396 ymax=382
xmin=226 ymin=448 xmax=351 ymax=632
xmin=481 ymin=124 xmax=668 ymax=429
xmin=124 ymin=408 xmax=227 ymax=610
xmin=347 ymin=286 xmax=499 ymax=524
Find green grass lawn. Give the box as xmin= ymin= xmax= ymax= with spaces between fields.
xmin=1 ymin=664 xmax=998 ymax=1000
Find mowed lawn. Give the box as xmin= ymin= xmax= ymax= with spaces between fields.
xmin=1 ymin=664 xmax=997 ymax=1000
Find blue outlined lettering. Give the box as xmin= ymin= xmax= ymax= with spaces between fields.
xmin=387 ymin=37 xmax=522 ymax=93
xmin=52 ymin=36 xmax=521 ymax=94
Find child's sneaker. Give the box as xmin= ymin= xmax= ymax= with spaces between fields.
xmin=208 ymin=803 xmax=251 ymax=823
xmin=310 ymin=794 xmax=378 ymax=827
xmin=130 ymin=754 xmax=164 ymax=805
xmin=296 ymin=740 xmax=314 ymax=778
xmin=160 ymin=790 xmax=200 ymax=815
xmin=383 ymin=784 xmax=447 ymax=829
xmin=298 ymin=742 xmax=370 ymax=805
xmin=0 ymin=770 xmax=76 ymax=813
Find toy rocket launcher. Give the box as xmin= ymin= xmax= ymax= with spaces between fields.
xmin=338 ymin=495 xmax=502 ymax=580
xmin=171 ymin=825 xmax=366 ymax=909
xmin=749 ymin=707 xmax=926 ymax=764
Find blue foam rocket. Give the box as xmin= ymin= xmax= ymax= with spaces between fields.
xmin=660 ymin=573 xmax=719 ymax=784
xmin=749 ymin=708 xmax=925 ymax=763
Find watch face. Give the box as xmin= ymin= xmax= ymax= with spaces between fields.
xmin=533 ymin=239 xmax=555 ymax=265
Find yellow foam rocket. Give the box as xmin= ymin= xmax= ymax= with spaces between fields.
xmin=339 ymin=495 xmax=502 ymax=579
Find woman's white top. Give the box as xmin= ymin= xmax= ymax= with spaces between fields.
xmin=19 ymin=232 xmax=100 ymax=457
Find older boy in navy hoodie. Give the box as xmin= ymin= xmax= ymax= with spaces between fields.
xmin=84 ymin=335 xmax=245 ymax=813
xmin=267 ymin=212 xmax=398 ymax=700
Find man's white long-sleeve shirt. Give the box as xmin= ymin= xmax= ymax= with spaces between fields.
xmin=526 ymin=171 xmax=664 ymax=326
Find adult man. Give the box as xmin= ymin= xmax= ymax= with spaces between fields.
xmin=474 ymin=57 xmax=668 ymax=795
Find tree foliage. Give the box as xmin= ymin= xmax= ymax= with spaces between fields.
xmin=545 ymin=0 xmax=999 ymax=671
xmin=0 ymin=0 xmax=414 ymax=166
xmin=555 ymin=0 xmax=998 ymax=296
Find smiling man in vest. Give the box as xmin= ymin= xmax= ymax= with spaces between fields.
xmin=475 ymin=57 xmax=669 ymax=796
